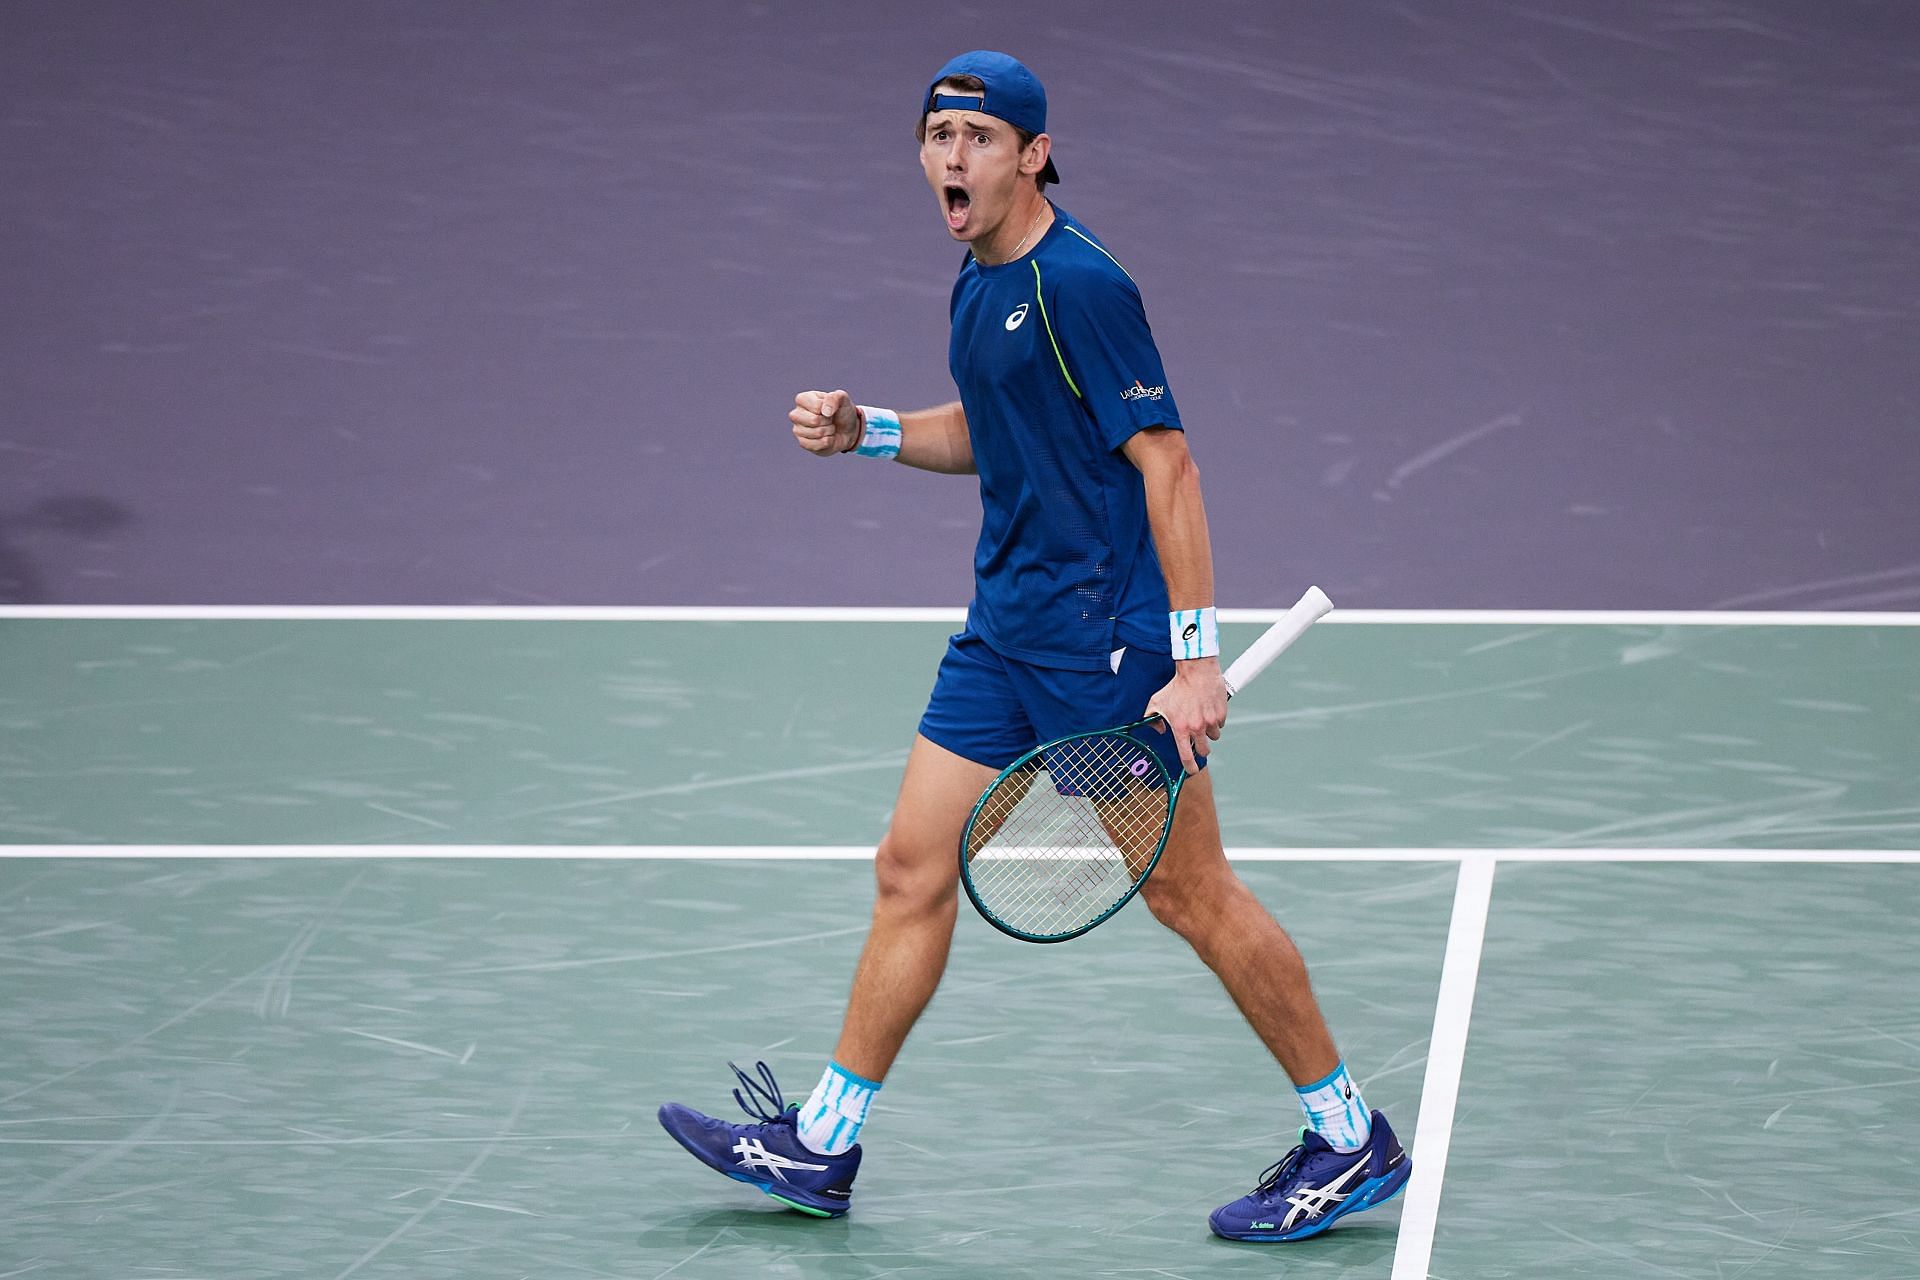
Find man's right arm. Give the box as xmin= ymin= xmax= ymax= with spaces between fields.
xmin=790 ymin=391 xmax=974 ymax=475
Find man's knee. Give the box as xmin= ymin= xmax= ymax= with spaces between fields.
xmin=873 ymin=832 xmax=957 ymax=915
xmin=1139 ymin=865 xmax=1238 ymax=939
xmin=1139 ymin=870 xmax=1200 ymax=936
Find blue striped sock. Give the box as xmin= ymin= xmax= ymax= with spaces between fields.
xmin=1295 ymin=1061 xmax=1371 ymax=1153
xmin=795 ymin=1061 xmax=880 ymax=1156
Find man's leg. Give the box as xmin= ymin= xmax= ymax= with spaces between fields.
xmin=655 ymin=732 xmax=997 ymax=1214
xmin=1135 ymin=769 xmax=1340 ymax=1083
xmin=1138 ymin=770 xmax=1413 ymax=1241
xmin=830 ymin=733 xmax=997 ymax=1081
xmin=785 ymin=733 xmax=992 ymax=1157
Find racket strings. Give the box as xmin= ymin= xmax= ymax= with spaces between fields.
xmin=964 ymin=733 xmax=1173 ymax=938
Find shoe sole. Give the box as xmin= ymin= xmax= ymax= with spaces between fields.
xmin=658 ymin=1109 xmax=849 ymax=1219
xmin=719 ymin=1167 xmax=843 ymax=1218
xmin=1211 ymin=1162 xmax=1412 ymax=1243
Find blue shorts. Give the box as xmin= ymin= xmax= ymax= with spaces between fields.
xmin=918 ymin=629 xmax=1206 ymax=777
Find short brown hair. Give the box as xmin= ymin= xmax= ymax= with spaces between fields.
xmin=917 ymin=74 xmax=1049 ymax=191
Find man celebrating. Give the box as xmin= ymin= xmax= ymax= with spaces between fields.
xmin=659 ymin=50 xmax=1410 ymax=1244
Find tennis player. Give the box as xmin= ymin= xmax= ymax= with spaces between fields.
xmin=659 ymin=50 xmax=1410 ymax=1243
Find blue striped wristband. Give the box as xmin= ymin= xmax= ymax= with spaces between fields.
xmin=1170 ymin=607 xmax=1219 ymax=660
xmin=853 ymin=405 xmax=902 ymax=459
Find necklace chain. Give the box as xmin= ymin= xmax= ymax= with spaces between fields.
xmin=1005 ymin=202 xmax=1048 ymax=261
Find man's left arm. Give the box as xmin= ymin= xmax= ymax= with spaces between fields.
xmin=1122 ymin=426 xmax=1229 ymax=775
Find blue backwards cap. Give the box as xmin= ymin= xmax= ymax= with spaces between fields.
xmin=923 ymin=50 xmax=1061 ymax=184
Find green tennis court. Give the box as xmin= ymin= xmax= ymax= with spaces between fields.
xmin=3 ymin=613 xmax=1916 ymax=1278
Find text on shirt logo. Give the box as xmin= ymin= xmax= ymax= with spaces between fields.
xmin=1121 ymin=380 xmax=1165 ymax=401
xmin=1004 ymin=304 xmax=1029 ymax=331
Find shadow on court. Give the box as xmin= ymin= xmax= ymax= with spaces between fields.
xmin=633 ymin=1204 xmax=1400 ymax=1277
xmin=0 ymin=494 xmax=132 ymax=602
xmin=634 ymin=1210 xmax=922 ymax=1279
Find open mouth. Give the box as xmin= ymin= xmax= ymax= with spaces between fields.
xmin=943 ymin=185 xmax=971 ymax=231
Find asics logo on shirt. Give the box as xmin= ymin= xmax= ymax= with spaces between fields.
xmin=732 ymin=1137 xmax=828 ymax=1182
xmin=1004 ymin=304 xmax=1029 ymax=331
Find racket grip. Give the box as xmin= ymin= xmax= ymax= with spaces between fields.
xmin=1221 ymin=586 xmax=1333 ymax=698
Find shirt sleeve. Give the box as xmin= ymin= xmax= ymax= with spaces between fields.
xmin=1046 ymin=266 xmax=1183 ymax=452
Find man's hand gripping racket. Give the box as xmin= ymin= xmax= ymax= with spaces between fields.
xmin=958 ymin=586 xmax=1334 ymax=943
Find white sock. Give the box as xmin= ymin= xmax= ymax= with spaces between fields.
xmin=1296 ymin=1061 xmax=1371 ymax=1153
xmin=794 ymin=1061 xmax=879 ymax=1155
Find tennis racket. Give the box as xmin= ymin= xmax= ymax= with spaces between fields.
xmin=958 ymin=586 xmax=1333 ymax=943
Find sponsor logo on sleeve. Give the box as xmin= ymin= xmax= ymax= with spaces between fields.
xmin=1120 ymin=379 xmax=1165 ymax=401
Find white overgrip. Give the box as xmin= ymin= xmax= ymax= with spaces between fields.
xmin=1221 ymin=585 xmax=1334 ymax=698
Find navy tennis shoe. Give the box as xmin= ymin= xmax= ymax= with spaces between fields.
xmin=1209 ymin=1111 xmax=1411 ymax=1242
xmin=657 ymin=1061 xmax=860 ymax=1218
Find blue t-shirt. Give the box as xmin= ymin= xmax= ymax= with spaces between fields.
xmin=949 ymin=206 xmax=1184 ymax=671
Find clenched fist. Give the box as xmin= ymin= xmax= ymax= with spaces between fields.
xmin=791 ymin=389 xmax=862 ymax=456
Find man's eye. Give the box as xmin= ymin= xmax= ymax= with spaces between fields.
xmin=974 ymin=133 xmax=991 ymax=145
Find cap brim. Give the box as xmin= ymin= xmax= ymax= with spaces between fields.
xmin=1040 ymin=157 xmax=1061 ymax=185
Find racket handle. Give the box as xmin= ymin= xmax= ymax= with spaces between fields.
xmin=1221 ymin=586 xmax=1333 ymax=698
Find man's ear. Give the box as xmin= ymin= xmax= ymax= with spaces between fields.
xmin=1023 ymin=132 xmax=1052 ymax=176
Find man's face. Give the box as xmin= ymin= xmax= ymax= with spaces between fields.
xmin=920 ymin=104 xmax=1031 ymax=244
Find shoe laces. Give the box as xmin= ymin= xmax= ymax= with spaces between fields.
xmin=1253 ymin=1128 xmax=1314 ymax=1198
xmin=728 ymin=1060 xmax=791 ymax=1123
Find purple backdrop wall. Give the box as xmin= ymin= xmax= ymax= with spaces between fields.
xmin=3 ymin=0 xmax=1915 ymax=608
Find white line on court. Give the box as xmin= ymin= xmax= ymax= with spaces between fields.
xmin=1391 ymin=853 xmax=1497 ymax=1280
xmin=2 ymin=605 xmax=1918 ymax=625
xmin=1 ymin=845 xmax=1915 ymax=861
xmin=1235 ymin=847 xmax=1920 ymax=863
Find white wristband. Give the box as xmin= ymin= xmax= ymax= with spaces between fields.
xmin=853 ymin=405 xmax=902 ymax=459
xmin=1170 ymin=607 xmax=1220 ymax=660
